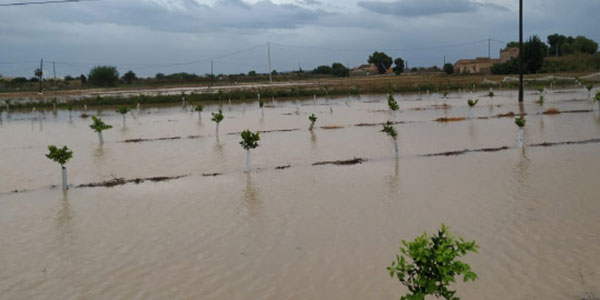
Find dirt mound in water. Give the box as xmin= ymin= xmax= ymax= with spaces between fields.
xmin=313 ymin=158 xmax=365 ymax=166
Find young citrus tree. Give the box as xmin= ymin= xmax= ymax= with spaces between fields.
xmin=240 ymin=129 xmax=260 ymax=172
xmin=211 ymin=109 xmax=224 ymax=136
xmin=515 ymin=117 xmax=526 ymax=148
xmin=388 ymin=94 xmax=400 ymax=122
xmin=46 ymin=145 xmax=73 ymax=190
xmin=381 ymin=121 xmax=398 ymax=157
xmin=259 ymin=98 xmax=264 ymax=117
xmin=467 ymin=99 xmax=478 ymax=118
xmin=89 ymin=116 xmax=112 ymax=145
xmin=387 ymin=224 xmax=479 ymax=300
xmin=195 ymin=104 xmax=204 ymax=120
xmin=594 ymin=91 xmax=600 ymax=111
xmin=586 ymin=84 xmax=593 ymax=100
xmin=488 ymin=91 xmax=494 ymax=102
xmin=117 ymin=106 xmax=130 ymax=127
xmin=308 ymin=113 xmax=317 ymax=131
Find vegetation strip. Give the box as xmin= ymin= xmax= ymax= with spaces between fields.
xmin=529 ymin=138 xmax=600 ymax=148
xmin=227 ymin=128 xmax=299 ymax=135
xmin=77 ymin=175 xmax=188 ymax=188
xmin=312 ymin=158 xmax=366 ymax=166
xmin=423 ymin=146 xmax=512 ymax=157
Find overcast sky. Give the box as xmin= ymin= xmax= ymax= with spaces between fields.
xmin=0 ymin=0 xmax=598 ymax=78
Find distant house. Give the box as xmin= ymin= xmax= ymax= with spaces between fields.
xmin=351 ymin=64 xmax=378 ymax=76
xmin=454 ymin=47 xmax=520 ymax=74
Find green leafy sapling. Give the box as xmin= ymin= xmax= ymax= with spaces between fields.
xmin=240 ymin=129 xmax=260 ymax=172
xmin=259 ymin=98 xmax=264 ymax=117
xmin=308 ymin=113 xmax=317 ymax=130
xmin=538 ymin=86 xmax=545 ymax=95
xmin=117 ymin=106 xmax=130 ymax=127
xmin=211 ymin=109 xmax=224 ymax=136
xmin=0 ymin=106 xmax=3 ymax=124
xmin=381 ymin=121 xmax=398 ymax=157
xmin=515 ymin=117 xmax=526 ymax=148
xmin=488 ymin=91 xmax=494 ymax=101
xmin=388 ymin=94 xmax=400 ymax=122
xmin=586 ymin=84 xmax=593 ymax=99
xmin=195 ymin=104 xmax=204 ymax=120
xmin=66 ymin=104 xmax=73 ymax=118
xmin=595 ymin=91 xmax=600 ymax=111
xmin=467 ymin=99 xmax=478 ymax=118
xmin=46 ymin=145 xmax=73 ymax=190
xmin=387 ymin=224 xmax=479 ymax=300
xmin=89 ymin=116 xmax=112 ymax=145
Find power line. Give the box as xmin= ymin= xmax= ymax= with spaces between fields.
xmin=0 ymin=0 xmax=96 ymax=7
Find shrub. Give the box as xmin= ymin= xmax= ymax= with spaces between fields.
xmin=88 ymin=65 xmax=119 ymax=87
xmin=46 ymin=145 xmax=73 ymax=166
xmin=387 ymin=224 xmax=479 ymax=300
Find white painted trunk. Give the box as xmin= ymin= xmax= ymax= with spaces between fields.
xmin=98 ymin=131 xmax=104 ymax=145
xmin=198 ymin=111 xmax=202 ymax=120
xmin=313 ymin=94 xmax=316 ymax=105
xmin=272 ymin=96 xmax=275 ymax=106
xmin=392 ymin=111 xmax=397 ymax=123
xmin=216 ymin=123 xmax=219 ymax=136
xmin=469 ymin=109 xmax=473 ymax=119
xmin=309 ymin=122 xmax=314 ymax=131
xmin=61 ymin=166 xmax=68 ymax=190
xmin=393 ymin=139 xmax=399 ymax=157
xmin=137 ymin=103 xmax=140 ymax=111
xmin=229 ymin=98 xmax=232 ymax=106
xmin=246 ymin=150 xmax=251 ymax=172
xmin=84 ymin=105 xmax=87 ymax=112
xmin=518 ymin=128 xmax=523 ymax=148
xmin=122 ymin=115 xmax=126 ymax=127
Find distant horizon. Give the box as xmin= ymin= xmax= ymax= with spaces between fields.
xmin=1 ymin=0 xmax=598 ymax=78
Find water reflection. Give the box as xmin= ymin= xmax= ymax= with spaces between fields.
xmin=214 ymin=140 xmax=225 ymax=162
xmin=242 ymin=173 xmax=262 ymax=219
xmin=310 ymin=131 xmax=317 ymax=150
xmin=385 ymin=158 xmax=401 ymax=201
xmin=55 ymin=190 xmax=76 ymax=243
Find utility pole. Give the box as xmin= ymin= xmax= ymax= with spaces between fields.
xmin=443 ymin=56 xmax=446 ymax=66
xmin=53 ymin=61 xmax=56 ymax=87
xmin=488 ymin=37 xmax=491 ymax=58
xmin=210 ymin=60 xmax=214 ymax=87
xmin=39 ymin=58 xmax=43 ymax=93
xmin=267 ymin=42 xmax=272 ymax=84
xmin=518 ymin=0 xmax=524 ymax=103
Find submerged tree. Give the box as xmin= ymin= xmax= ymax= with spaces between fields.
xmin=586 ymin=84 xmax=594 ymax=100
xmin=595 ymin=91 xmax=600 ymax=111
xmin=46 ymin=145 xmax=73 ymax=190
xmin=308 ymin=113 xmax=317 ymax=130
xmin=211 ymin=109 xmax=224 ymax=136
xmin=259 ymin=98 xmax=264 ymax=117
xmin=381 ymin=121 xmax=398 ymax=157
xmin=89 ymin=116 xmax=112 ymax=145
xmin=117 ymin=106 xmax=130 ymax=127
xmin=387 ymin=224 xmax=478 ymax=300
xmin=195 ymin=104 xmax=204 ymax=120
xmin=467 ymin=99 xmax=479 ymax=118
xmin=66 ymin=104 xmax=73 ymax=119
xmin=515 ymin=117 xmax=526 ymax=148
xmin=488 ymin=91 xmax=495 ymax=102
xmin=240 ymin=129 xmax=260 ymax=172
xmin=388 ymin=94 xmax=400 ymax=122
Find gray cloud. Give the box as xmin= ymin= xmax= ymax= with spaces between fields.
xmin=357 ymin=0 xmax=509 ymax=17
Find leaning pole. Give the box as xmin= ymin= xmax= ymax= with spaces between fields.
xmin=518 ymin=0 xmax=524 ymax=103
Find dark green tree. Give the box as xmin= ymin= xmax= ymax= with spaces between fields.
xmin=523 ymin=35 xmax=547 ymax=73
xmin=122 ymin=70 xmax=137 ymax=84
xmin=331 ymin=63 xmax=349 ymax=77
xmin=368 ymin=51 xmax=393 ymax=74
xmin=443 ymin=63 xmax=454 ymax=75
xmin=88 ymin=66 xmax=119 ymax=87
xmin=393 ymin=58 xmax=405 ymax=75
xmin=313 ymin=65 xmax=332 ymax=75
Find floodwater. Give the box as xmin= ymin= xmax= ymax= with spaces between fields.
xmin=1 ymin=88 xmax=600 ymax=300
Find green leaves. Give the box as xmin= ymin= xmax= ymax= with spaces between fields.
xmin=388 ymin=224 xmax=479 ymax=300
xmin=488 ymin=91 xmax=494 ymax=98
xmin=537 ymin=95 xmax=545 ymax=106
xmin=259 ymin=99 xmax=264 ymax=108
xmin=595 ymin=91 xmax=600 ymax=102
xmin=240 ymin=130 xmax=260 ymax=150
xmin=211 ymin=109 xmax=224 ymax=123
xmin=388 ymin=94 xmax=399 ymax=111
xmin=89 ymin=116 xmax=112 ymax=132
xmin=195 ymin=104 xmax=204 ymax=112
xmin=381 ymin=121 xmax=397 ymax=139
xmin=308 ymin=113 xmax=317 ymax=123
xmin=467 ymin=99 xmax=479 ymax=107
xmin=586 ymin=84 xmax=593 ymax=92
xmin=515 ymin=117 xmax=526 ymax=128
xmin=116 ymin=106 xmax=130 ymax=115
xmin=46 ymin=145 xmax=73 ymax=166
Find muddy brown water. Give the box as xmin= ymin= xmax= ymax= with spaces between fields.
xmin=1 ymin=89 xmax=600 ymax=300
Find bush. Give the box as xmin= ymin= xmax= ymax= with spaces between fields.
xmin=88 ymin=66 xmax=119 ymax=87
xmin=387 ymin=224 xmax=478 ymax=300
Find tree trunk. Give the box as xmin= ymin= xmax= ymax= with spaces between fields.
xmin=198 ymin=111 xmax=202 ymax=120
xmin=61 ymin=166 xmax=68 ymax=190
xmin=98 ymin=131 xmax=104 ymax=145
xmin=518 ymin=128 xmax=523 ymax=148
xmin=122 ymin=115 xmax=126 ymax=127
xmin=393 ymin=139 xmax=399 ymax=157
xmin=216 ymin=123 xmax=219 ymax=137
xmin=246 ymin=150 xmax=251 ymax=172
xmin=309 ymin=122 xmax=314 ymax=131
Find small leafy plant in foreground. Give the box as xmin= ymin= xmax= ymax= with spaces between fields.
xmin=89 ymin=116 xmax=112 ymax=145
xmin=211 ymin=109 xmax=224 ymax=136
xmin=515 ymin=117 xmax=526 ymax=148
xmin=308 ymin=113 xmax=317 ymax=130
xmin=117 ymin=106 xmax=130 ymax=127
xmin=387 ymin=224 xmax=479 ymax=300
xmin=381 ymin=121 xmax=398 ymax=157
xmin=388 ymin=94 xmax=399 ymax=121
xmin=46 ymin=145 xmax=73 ymax=190
xmin=240 ymin=129 xmax=260 ymax=172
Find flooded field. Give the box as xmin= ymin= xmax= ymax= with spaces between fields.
xmin=1 ymin=89 xmax=600 ymax=300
